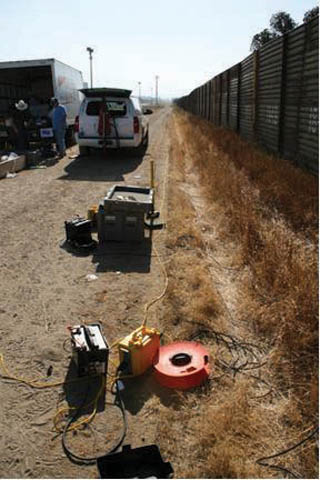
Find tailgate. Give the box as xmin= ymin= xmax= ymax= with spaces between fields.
xmin=80 ymin=97 xmax=133 ymax=139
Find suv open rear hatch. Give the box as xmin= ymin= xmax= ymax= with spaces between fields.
xmin=80 ymin=88 xmax=133 ymax=149
xmin=80 ymin=88 xmax=132 ymax=98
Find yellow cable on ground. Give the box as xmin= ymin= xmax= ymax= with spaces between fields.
xmin=141 ymin=154 xmax=170 ymax=328
xmin=54 ymin=375 xmax=106 ymax=433
xmin=109 ymin=335 xmax=126 ymax=350
xmin=142 ymin=244 xmax=169 ymax=327
xmin=0 ymin=352 xmax=109 ymax=435
xmin=0 ymin=353 xmax=102 ymax=389
xmin=0 ymin=353 xmax=69 ymax=389
xmin=108 ymin=355 xmax=122 ymax=372
xmin=0 ymin=351 xmax=129 ymax=434
xmin=54 ymin=372 xmax=134 ymax=434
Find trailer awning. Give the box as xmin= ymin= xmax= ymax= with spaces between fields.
xmin=80 ymin=88 xmax=132 ymax=98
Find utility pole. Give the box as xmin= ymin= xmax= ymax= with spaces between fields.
xmin=86 ymin=47 xmax=94 ymax=88
xmin=138 ymin=81 xmax=141 ymax=101
xmin=155 ymin=75 xmax=159 ymax=105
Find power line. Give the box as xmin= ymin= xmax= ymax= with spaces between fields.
xmin=155 ymin=75 xmax=159 ymax=105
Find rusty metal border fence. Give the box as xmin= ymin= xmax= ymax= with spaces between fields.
xmin=176 ymin=16 xmax=319 ymax=174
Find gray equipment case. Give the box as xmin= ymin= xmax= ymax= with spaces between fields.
xmin=97 ymin=185 xmax=154 ymax=243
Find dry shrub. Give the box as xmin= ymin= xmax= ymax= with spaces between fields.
xmin=193 ymin=382 xmax=317 ymax=479
xmin=186 ymin=380 xmax=271 ymax=479
xmin=177 ymin=111 xmax=318 ymax=234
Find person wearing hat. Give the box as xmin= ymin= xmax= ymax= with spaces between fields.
xmin=51 ymin=97 xmax=67 ymax=159
xmin=11 ymin=100 xmax=31 ymax=152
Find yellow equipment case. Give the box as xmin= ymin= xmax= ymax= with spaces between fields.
xmin=118 ymin=326 xmax=160 ymax=376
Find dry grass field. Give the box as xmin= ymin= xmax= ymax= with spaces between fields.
xmin=156 ymin=108 xmax=318 ymax=478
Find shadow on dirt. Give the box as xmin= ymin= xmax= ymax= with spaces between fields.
xmin=60 ymin=233 xmax=152 ymax=273
xmin=61 ymin=352 xmax=198 ymax=421
xmin=120 ymin=371 xmax=185 ymax=415
xmin=58 ymin=148 xmax=148 ymax=182
xmin=60 ymin=238 xmax=97 ymax=258
xmin=63 ymin=358 xmax=106 ymax=415
xmin=92 ymin=239 xmax=152 ymax=274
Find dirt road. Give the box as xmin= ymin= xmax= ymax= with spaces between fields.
xmin=0 ymin=107 xmax=171 ymax=478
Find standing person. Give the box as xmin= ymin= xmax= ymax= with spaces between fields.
xmin=11 ymin=100 xmax=30 ymax=152
xmin=51 ymin=97 xmax=67 ymax=159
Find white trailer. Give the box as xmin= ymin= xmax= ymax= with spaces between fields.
xmin=0 ymin=58 xmax=84 ymax=145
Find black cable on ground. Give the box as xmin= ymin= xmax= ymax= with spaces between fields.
xmin=190 ymin=327 xmax=264 ymax=375
xmin=256 ymin=426 xmax=319 ymax=479
xmin=62 ymin=377 xmax=127 ymax=466
xmin=60 ymin=239 xmax=97 ymax=255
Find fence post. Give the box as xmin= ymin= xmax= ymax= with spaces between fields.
xmin=237 ymin=62 xmax=241 ymax=132
xmin=208 ymin=81 xmax=212 ymax=122
xmin=226 ymin=70 xmax=230 ymax=126
xmin=278 ymin=35 xmax=288 ymax=155
xmin=202 ymin=86 xmax=205 ymax=118
xmin=197 ymin=89 xmax=200 ymax=115
xmin=219 ymin=74 xmax=222 ymax=126
xmin=253 ymin=50 xmax=259 ymax=139
xmin=295 ymin=21 xmax=309 ymax=166
xmin=214 ymin=77 xmax=218 ymax=124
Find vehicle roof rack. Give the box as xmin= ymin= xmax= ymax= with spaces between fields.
xmin=80 ymin=88 xmax=132 ymax=98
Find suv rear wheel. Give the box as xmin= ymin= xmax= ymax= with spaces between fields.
xmin=135 ymin=133 xmax=148 ymax=156
xmin=142 ymin=130 xmax=149 ymax=147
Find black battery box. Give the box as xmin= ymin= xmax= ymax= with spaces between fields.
xmin=97 ymin=444 xmax=173 ymax=478
xmin=70 ymin=324 xmax=109 ymax=376
xmin=65 ymin=217 xmax=93 ymax=246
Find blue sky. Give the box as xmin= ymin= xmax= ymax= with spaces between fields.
xmin=0 ymin=0 xmax=317 ymax=99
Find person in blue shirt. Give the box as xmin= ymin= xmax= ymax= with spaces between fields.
xmin=50 ymin=97 xmax=67 ymax=158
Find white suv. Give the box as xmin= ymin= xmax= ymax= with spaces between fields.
xmin=75 ymin=88 xmax=151 ymax=155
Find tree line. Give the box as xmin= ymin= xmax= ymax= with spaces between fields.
xmin=250 ymin=6 xmax=319 ymax=51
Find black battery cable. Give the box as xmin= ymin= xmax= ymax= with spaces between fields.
xmin=62 ymin=375 xmax=127 ymax=466
xmin=256 ymin=426 xmax=319 ymax=478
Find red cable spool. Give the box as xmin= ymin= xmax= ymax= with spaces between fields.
xmin=153 ymin=341 xmax=210 ymax=390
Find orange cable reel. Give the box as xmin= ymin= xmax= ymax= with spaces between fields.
xmin=153 ymin=341 xmax=210 ymax=390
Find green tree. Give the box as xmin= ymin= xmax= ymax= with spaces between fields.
xmin=270 ymin=11 xmax=297 ymax=35
xmin=250 ymin=28 xmax=275 ymax=51
xmin=303 ymin=6 xmax=319 ymax=22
